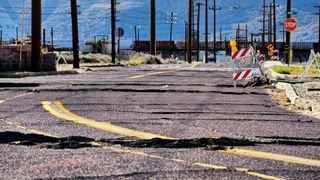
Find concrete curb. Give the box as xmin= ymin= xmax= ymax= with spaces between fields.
xmin=273 ymin=82 xmax=320 ymax=112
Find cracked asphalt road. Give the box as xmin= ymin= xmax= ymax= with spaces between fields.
xmin=0 ymin=64 xmax=319 ymax=179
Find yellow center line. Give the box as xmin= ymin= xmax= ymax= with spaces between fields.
xmin=42 ymin=101 xmax=175 ymax=140
xmin=220 ymin=148 xmax=320 ymax=167
xmin=1 ymin=119 xmax=283 ymax=180
xmin=128 ymin=70 xmax=179 ymax=79
xmin=42 ymin=101 xmax=320 ymax=168
xmin=0 ymin=92 xmax=33 ymax=105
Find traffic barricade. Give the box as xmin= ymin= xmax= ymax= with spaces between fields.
xmin=232 ymin=47 xmax=264 ymax=87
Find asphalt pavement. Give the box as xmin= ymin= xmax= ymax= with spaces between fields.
xmin=0 ymin=62 xmax=319 ymax=179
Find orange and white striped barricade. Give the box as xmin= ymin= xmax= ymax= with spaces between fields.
xmin=233 ymin=68 xmax=263 ymax=82
xmin=232 ymin=47 xmax=263 ymax=87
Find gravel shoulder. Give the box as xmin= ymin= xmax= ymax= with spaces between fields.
xmin=263 ymin=61 xmax=320 ymax=120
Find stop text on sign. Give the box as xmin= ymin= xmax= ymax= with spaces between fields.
xmin=284 ymin=18 xmax=298 ymax=32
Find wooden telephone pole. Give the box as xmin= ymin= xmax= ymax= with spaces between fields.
xmin=31 ymin=0 xmax=41 ymax=72
xmin=209 ymin=0 xmax=221 ymax=63
xmin=71 ymin=0 xmax=80 ymax=68
xmin=150 ymin=0 xmax=156 ymax=56
xmin=285 ymin=0 xmax=291 ymax=65
xmin=188 ymin=0 xmax=193 ymax=63
xmin=111 ymin=0 xmax=116 ymax=63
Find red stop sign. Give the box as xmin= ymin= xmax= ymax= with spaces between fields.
xmin=284 ymin=18 xmax=298 ymax=32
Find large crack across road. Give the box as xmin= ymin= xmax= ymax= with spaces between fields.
xmin=0 ymin=131 xmax=97 ymax=149
xmin=101 ymin=136 xmax=320 ymax=150
xmin=0 ymin=83 xmax=40 ymax=88
xmin=1 ymin=88 xmax=269 ymax=95
xmin=2 ymin=131 xmax=319 ymax=150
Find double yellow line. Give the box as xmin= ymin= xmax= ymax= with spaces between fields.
xmin=40 ymin=101 xmax=284 ymax=180
xmin=42 ymin=101 xmax=320 ymax=168
xmin=0 ymin=118 xmax=281 ymax=180
xmin=0 ymin=94 xmax=282 ymax=180
xmin=42 ymin=101 xmax=174 ymax=140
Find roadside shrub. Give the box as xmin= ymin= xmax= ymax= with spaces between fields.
xmin=80 ymin=53 xmax=111 ymax=63
xmin=272 ymin=65 xmax=292 ymax=74
xmin=56 ymin=52 xmax=112 ymax=64
xmin=128 ymin=53 xmax=165 ymax=66
xmin=272 ymin=65 xmax=319 ymax=75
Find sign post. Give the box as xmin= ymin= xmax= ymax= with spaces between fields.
xmin=116 ymin=27 xmax=124 ymax=61
xmin=284 ymin=18 xmax=298 ymax=66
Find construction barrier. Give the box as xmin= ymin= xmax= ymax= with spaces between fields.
xmin=233 ymin=68 xmax=263 ymax=81
xmin=232 ymin=47 xmax=264 ymax=87
xmin=300 ymin=49 xmax=320 ymax=81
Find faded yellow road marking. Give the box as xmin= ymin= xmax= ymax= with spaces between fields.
xmin=191 ymin=62 xmax=202 ymax=68
xmin=221 ymin=148 xmax=320 ymax=167
xmin=128 ymin=70 xmax=179 ymax=79
xmin=1 ymin=119 xmax=283 ymax=180
xmin=42 ymin=101 xmax=175 ymax=140
xmin=0 ymin=92 xmax=33 ymax=105
xmin=104 ymin=146 xmax=283 ymax=180
xmin=42 ymin=101 xmax=320 ymax=168
xmin=0 ymin=120 xmax=59 ymax=138
xmin=193 ymin=163 xmax=227 ymax=170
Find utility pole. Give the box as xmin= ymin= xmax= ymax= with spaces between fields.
xmin=262 ymin=0 xmax=266 ymax=53
xmin=315 ymin=6 xmax=320 ymax=52
xmin=188 ymin=0 xmax=192 ymax=63
xmin=0 ymin=30 xmax=2 ymax=46
xmin=134 ymin=25 xmax=137 ymax=51
xmin=273 ymin=0 xmax=277 ymax=49
xmin=236 ymin=24 xmax=240 ymax=48
xmin=279 ymin=23 xmax=285 ymax=52
xmin=31 ymin=0 xmax=41 ymax=72
xmin=167 ymin=12 xmax=177 ymax=51
xmin=245 ymin=24 xmax=248 ymax=47
xmin=185 ymin=21 xmax=188 ymax=62
xmin=16 ymin=26 xmax=18 ymax=44
xmin=236 ymin=24 xmax=248 ymax=48
xmin=150 ymin=0 xmax=156 ymax=56
xmin=20 ymin=0 xmax=25 ymax=69
xmin=111 ymin=0 xmax=116 ymax=63
xmin=137 ymin=26 xmax=140 ymax=52
xmin=220 ymin=27 xmax=222 ymax=50
xmin=196 ymin=0 xmax=201 ymax=62
xmin=51 ymin=27 xmax=54 ymax=53
xmin=210 ymin=0 xmax=221 ymax=63
xmin=285 ymin=0 xmax=291 ymax=65
xmin=43 ymin=28 xmax=46 ymax=47
xmin=205 ymin=0 xmax=208 ymax=63
xmin=224 ymin=36 xmax=227 ymax=51
xmin=262 ymin=0 xmax=266 ymax=52
xmin=71 ymin=0 xmax=80 ymax=68
xmin=268 ymin=3 xmax=272 ymax=45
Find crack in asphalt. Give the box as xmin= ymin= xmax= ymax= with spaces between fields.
xmin=0 ymin=83 xmax=40 ymax=88
xmin=0 ymin=131 xmax=97 ymax=149
xmin=3 ymin=132 xmax=319 ymax=150
xmin=101 ymin=137 xmax=320 ymax=149
xmin=0 ymin=88 xmax=270 ymax=95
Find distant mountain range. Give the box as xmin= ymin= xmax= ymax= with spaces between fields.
xmin=2 ymin=0 xmax=319 ymax=48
